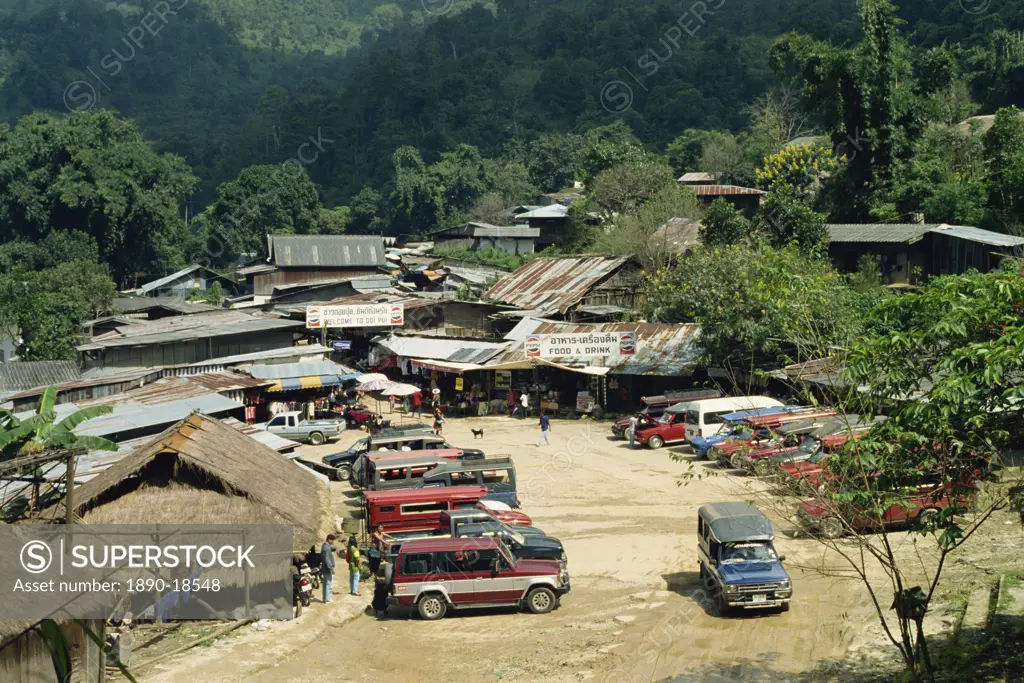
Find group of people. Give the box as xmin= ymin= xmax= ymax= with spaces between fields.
xmin=317 ymin=528 xmax=395 ymax=619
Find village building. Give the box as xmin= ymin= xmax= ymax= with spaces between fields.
xmin=431 ymin=222 xmax=539 ymax=255
xmin=513 ymin=204 xmax=571 ymax=248
xmin=36 ymin=412 xmax=334 ymax=551
xmin=77 ymin=310 xmax=305 ymax=371
xmin=686 ymin=184 xmax=766 ymax=217
xmin=484 ymin=254 xmax=642 ymax=323
xmin=121 ymin=264 xmax=241 ymax=299
xmin=826 ymin=223 xmax=1024 ymax=285
xmin=0 ymin=360 xmax=81 ymax=396
xmin=677 ymin=171 xmax=717 ymax=185
xmin=237 ymin=235 xmax=387 ymax=297
xmin=0 ymin=620 xmax=105 ymax=683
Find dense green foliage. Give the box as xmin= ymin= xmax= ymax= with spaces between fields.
xmin=0 ymin=232 xmax=116 ymax=360
xmin=0 ymin=111 xmax=196 ymax=283
xmin=643 ymin=241 xmax=866 ymax=368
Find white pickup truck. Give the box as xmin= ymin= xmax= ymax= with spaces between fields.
xmin=262 ymin=411 xmax=344 ymax=445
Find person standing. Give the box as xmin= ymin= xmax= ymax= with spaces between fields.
xmin=320 ymin=534 xmax=337 ymax=603
xmin=628 ymin=413 xmax=639 ymax=449
xmin=412 ymin=390 xmax=423 ymax=418
xmin=506 ymin=388 xmax=515 ymax=416
xmin=519 ymin=391 xmax=529 ymax=419
xmin=346 ymin=536 xmax=361 ymax=596
xmin=433 ymin=407 xmax=445 ymax=435
xmin=536 ymin=411 xmax=551 ymax=446
xmin=371 ymin=558 xmax=391 ymax=618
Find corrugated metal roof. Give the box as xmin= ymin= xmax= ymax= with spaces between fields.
xmin=109 ymin=296 xmax=221 ymax=315
xmin=375 ymin=335 xmax=508 ymax=363
xmin=236 ymin=263 xmax=278 ymax=276
xmin=436 ymin=223 xmax=539 ymax=238
xmin=0 ymin=361 xmax=81 ymax=392
xmin=244 ymin=361 xmax=359 ymax=380
xmin=267 ymin=234 xmax=386 ymax=268
xmin=484 ymin=255 xmax=635 ymax=316
xmin=677 ymin=172 xmax=716 ymax=183
xmin=827 ymin=224 xmax=931 ymax=244
xmin=929 ymin=225 xmax=1024 ymax=248
xmin=73 ymin=394 xmax=241 ymax=437
xmin=5 ymin=368 xmax=162 ymax=401
xmin=77 ymin=311 xmax=303 ymax=350
xmin=126 ymin=265 xmax=236 ymax=295
xmin=689 ymin=185 xmax=766 ymax=196
xmin=515 ymin=205 xmax=569 ymax=219
xmin=493 ymin=318 xmax=702 ymax=376
xmin=185 ymin=344 xmax=330 ymax=368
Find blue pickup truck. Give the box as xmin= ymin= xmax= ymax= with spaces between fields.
xmin=697 ymin=502 xmax=792 ymax=614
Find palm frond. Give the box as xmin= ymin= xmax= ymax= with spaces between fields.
xmin=0 ymin=423 xmax=37 ymax=449
xmin=39 ymin=386 xmax=58 ymax=415
xmin=54 ymin=405 xmax=113 ymax=433
xmin=45 ymin=431 xmax=118 ymax=452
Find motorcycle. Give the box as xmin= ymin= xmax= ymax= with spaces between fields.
xmin=293 ymin=563 xmax=313 ymax=616
xmin=300 ymin=559 xmax=320 ymax=590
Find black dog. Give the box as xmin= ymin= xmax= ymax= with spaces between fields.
xmin=471 ymin=428 xmax=484 ymax=439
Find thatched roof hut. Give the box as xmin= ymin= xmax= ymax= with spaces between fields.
xmin=37 ymin=412 xmax=333 ymax=550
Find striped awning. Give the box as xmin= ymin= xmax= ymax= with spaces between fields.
xmin=266 ymin=374 xmax=354 ymax=392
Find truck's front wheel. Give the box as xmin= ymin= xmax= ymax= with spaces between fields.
xmin=525 ymin=587 xmax=556 ymax=614
xmin=647 ymin=435 xmax=664 ymax=449
xmin=308 ymin=431 xmax=325 ymax=446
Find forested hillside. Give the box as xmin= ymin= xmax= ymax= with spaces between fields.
xmin=0 ymin=0 xmax=1021 ymax=206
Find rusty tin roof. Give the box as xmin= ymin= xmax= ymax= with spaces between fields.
xmin=484 ymin=255 xmax=635 ymax=316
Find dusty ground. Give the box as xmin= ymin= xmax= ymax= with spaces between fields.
xmin=136 ymin=415 xmax=1024 ymax=683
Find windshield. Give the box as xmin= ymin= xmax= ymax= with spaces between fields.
xmin=719 ymin=542 xmax=778 ymax=564
xmin=657 ymin=414 xmax=672 ymax=425
xmin=798 ymin=439 xmax=819 ymax=454
xmin=345 ymin=439 xmax=368 ymax=455
xmin=714 ymin=422 xmax=736 ymax=436
xmin=498 ymin=544 xmax=517 ymax=568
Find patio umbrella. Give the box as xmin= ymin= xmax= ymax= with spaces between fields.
xmin=384 ymin=382 xmax=420 ymax=397
xmin=357 ymin=373 xmax=389 ymax=384
xmin=356 ymin=378 xmax=395 ymax=392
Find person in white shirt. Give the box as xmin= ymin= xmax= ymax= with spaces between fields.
xmin=628 ymin=414 xmax=639 ymax=449
xmin=519 ymin=392 xmax=529 ymax=419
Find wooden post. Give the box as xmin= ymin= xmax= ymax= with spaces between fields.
xmin=243 ymin=531 xmax=251 ymax=617
xmin=65 ymin=451 xmax=77 ymax=526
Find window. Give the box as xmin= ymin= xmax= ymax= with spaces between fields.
xmin=378 ymin=506 xmax=395 ymax=513
xmin=401 ymin=553 xmax=433 ymax=576
xmin=268 ymin=416 xmax=286 ymax=427
xmin=451 ymin=471 xmax=478 ymax=484
xmin=454 ymin=502 xmax=478 ymax=510
xmin=685 ymin=410 xmax=700 ymax=425
xmin=400 ymin=502 xmax=448 ymax=515
xmin=705 ymin=411 xmax=734 ymax=426
xmin=287 ymin=416 xmax=296 ymax=427
xmin=380 ymin=468 xmax=408 ymax=482
xmin=437 ymin=548 xmax=498 ymax=574
xmin=482 ymin=469 xmax=510 ymax=484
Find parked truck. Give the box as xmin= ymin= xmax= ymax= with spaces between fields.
xmin=261 ymin=411 xmax=344 ymax=445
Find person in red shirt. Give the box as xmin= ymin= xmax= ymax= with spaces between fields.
xmin=411 ymin=390 xmax=423 ymax=418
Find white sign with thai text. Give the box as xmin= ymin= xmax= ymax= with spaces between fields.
xmin=524 ymin=331 xmax=636 ymax=358
xmin=306 ymin=304 xmax=404 ymax=329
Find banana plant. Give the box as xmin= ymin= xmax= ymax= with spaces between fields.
xmin=0 ymin=387 xmax=117 ymax=456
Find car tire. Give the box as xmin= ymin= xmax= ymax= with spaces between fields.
xmin=820 ymin=516 xmax=844 ymax=539
xmin=612 ymin=428 xmax=623 ymax=439
xmin=647 ymin=435 xmax=664 ymax=449
xmin=716 ymin=590 xmax=730 ymax=616
xmin=417 ymin=594 xmax=447 ymax=621
xmin=337 ymin=464 xmax=352 ymax=482
xmin=916 ymin=507 xmax=941 ymax=528
xmin=729 ymin=453 xmax=745 ymax=470
xmin=780 ymin=601 xmax=791 ymax=613
xmin=754 ymin=460 xmax=773 ymax=477
xmin=309 ymin=431 xmax=325 ymax=446
xmin=699 ymin=563 xmax=706 ymax=580
xmin=526 ymin=586 xmax=556 ymax=614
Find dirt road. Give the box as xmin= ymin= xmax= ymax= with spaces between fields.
xmin=143 ymin=415 xmax=883 ymax=682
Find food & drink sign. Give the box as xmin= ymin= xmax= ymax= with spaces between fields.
xmin=306 ymin=304 xmax=404 ymax=329
xmin=525 ymin=331 xmax=637 ymax=358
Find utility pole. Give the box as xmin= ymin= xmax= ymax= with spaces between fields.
xmin=65 ymin=451 xmax=77 ymax=525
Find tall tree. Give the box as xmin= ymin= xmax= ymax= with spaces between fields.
xmin=0 ymin=111 xmax=196 ymax=285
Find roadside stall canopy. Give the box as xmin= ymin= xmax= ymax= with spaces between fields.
xmin=244 ymin=361 xmax=362 ymax=393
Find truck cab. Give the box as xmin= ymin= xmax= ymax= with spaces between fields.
xmin=697 ymin=502 xmax=792 ymax=614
